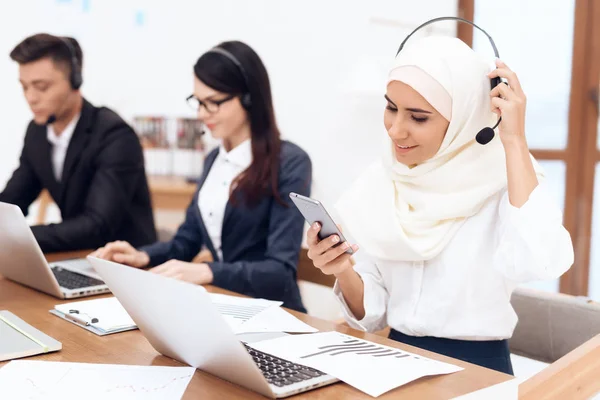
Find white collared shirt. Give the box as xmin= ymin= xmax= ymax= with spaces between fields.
xmin=335 ymin=183 xmax=574 ymax=341
xmin=46 ymin=114 xmax=81 ymax=182
xmin=198 ymin=140 xmax=252 ymax=261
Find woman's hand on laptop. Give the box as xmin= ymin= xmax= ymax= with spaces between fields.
xmin=89 ymin=241 xmax=150 ymax=268
xmin=149 ymin=260 xmax=214 ymax=285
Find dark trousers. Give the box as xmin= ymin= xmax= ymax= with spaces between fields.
xmin=389 ymin=329 xmax=514 ymax=375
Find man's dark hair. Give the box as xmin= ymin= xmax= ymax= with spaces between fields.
xmin=10 ymin=33 xmax=83 ymax=77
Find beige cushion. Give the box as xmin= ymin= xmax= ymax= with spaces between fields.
xmin=510 ymin=287 xmax=600 ymax=363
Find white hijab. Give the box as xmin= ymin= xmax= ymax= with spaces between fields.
xmin=335 ymin=36 xmax=542 ymax=262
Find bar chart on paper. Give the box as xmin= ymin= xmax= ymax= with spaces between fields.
xmin=208 ymin=293 xmax=281 ymax=328
xmin=252 ymin=332 xmax=464 ymax=397
xmin=0 ymin=360 xmax=195 ymax=399
xmin=207 ymin=293 xmax=317 ymax=334
xmin=213 ymin=302 xmax=270 ymax=322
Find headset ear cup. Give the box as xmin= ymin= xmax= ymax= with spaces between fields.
xmin=71 ymin=65 xmax=83 ymax=90
xmin=241 ymin=93 xmax=252 ymax=109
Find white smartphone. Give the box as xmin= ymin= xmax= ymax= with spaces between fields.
xmin=289 ymin=192 xmax=354 ymax=254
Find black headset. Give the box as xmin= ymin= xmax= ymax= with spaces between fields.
xmin=396 ymin=16 xmax=502 ymax=145
xmin=44 ymin=37 xmax=83 ymax=125
xmin=206 ymin=47 xmax=253 ymax=110
xmin=58 ymin=36 xmax=83 ymax=90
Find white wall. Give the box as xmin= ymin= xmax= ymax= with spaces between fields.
xmin=0 ymin=0 xmax=458 ymax=319
xmin=0 ymin=0 xmax=457 ymax=210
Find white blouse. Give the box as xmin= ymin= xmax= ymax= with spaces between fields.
xmin=334 ymin=183 xmax=574 ymax=341
xmin=198 ymin=140 xmax=252 ymax=261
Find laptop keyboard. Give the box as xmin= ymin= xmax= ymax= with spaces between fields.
xmin=51 ymin=266 xmax=104 ymax=289
xmin=244 ymin=344 xmax=326 ymax=387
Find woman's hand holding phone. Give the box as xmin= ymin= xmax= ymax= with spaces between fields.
xmin=306 ymin=222 xmax=366 ymax=319
xmin=306 ymin=222 xmax=359 ymax=276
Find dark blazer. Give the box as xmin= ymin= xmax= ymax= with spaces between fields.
xmin=0 ymin=99 xmax=156 ymax=252
xmin=141 ymin=141 xmax=311 ymax=312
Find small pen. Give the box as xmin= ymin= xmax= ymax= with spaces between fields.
xmin=64 ymin=312 xmax=93 ymax=326
xmin=65 ymin=310 xmax=99 ymax=326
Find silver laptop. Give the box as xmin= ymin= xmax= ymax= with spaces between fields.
xmin=0 ymin=202 xmax=109 ymax=299
xmin=88 ymin=256 xmax=338 ymax=399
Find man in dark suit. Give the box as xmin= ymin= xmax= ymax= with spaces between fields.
xmin=0 ymin=33 xmax=156 ymax=252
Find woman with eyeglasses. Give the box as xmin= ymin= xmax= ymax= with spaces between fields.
xmin=91 ymin=41 xmax=311 ymax=312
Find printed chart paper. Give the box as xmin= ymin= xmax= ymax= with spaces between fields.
xmin=0 ymin=360 xmax=195 ymax=400
xmin=251 ymin=331 xmax=463 ymax=397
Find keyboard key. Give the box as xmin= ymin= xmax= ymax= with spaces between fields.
xmin=302 ymin=369 xmax=323 ymax=377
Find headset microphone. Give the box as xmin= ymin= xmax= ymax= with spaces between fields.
xmin=46 ymin=115 xmax=57 ymax=125
xmin=475 ymin=118 xmax=501 ymax=145
xmin=397 ymin=16 xmax=503 ymax=145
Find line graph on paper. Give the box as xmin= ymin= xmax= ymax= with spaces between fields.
xmin=0 ymin=361 xmax=195 ymax=399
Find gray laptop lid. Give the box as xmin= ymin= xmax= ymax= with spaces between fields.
xmin=88 ymin=256 xmax=275 ymax=398
xmin=0 ymin=202 xmax=63 ymax=298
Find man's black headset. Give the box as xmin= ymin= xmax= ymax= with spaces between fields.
xmin=205 ymin=47 xmax=253 ymax=110
xmin=45 ymin=37 xmax=83 ymax=125
xmin=396 ymin=16 xmax=502 ymax=145
xmin=58 ymin=36 xmax=83 ymax=90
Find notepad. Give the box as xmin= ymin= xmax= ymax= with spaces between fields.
xmin=0 ymin=311 xmax=62 ymax=362
xmin=51 ymin=297 xmax=137 ymax=336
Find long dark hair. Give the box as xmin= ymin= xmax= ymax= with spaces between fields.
xmin=194 ymin=40 xmax=283 ymax=208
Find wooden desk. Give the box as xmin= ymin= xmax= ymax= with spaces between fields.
xmin=0 ymin=254 xmax=513 ymax=399
xmin=148 ymin=176 xmax=197 ymax=210
xmin=45 ymin=250 xmax=93 ymax=263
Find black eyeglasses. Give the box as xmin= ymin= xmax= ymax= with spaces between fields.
xmin=186 ymin=94 xmax=236 ymax=114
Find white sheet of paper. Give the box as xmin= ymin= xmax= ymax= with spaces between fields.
xmin=251 ymin=331 xmax=464 ymax=397
xmin=0 ymin=360 xmax=195 ymax=400
xmin=234 ymin=306 xmax=318 ymax=334
xmin=55 ymin=297 xmax=136 ymax=332
xmin=208 ymin=293 xmax=282 ymax=331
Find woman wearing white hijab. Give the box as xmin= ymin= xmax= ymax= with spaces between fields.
xmin=306 ymin=35 xmax=574 ymax=375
